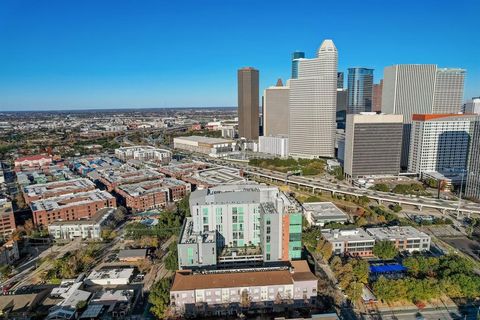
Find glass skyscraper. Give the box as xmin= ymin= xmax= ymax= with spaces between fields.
xmin=347 ymin=67 xmax=374 ymax=114
xmin=291 ymin=51 xmax=305 ymax=79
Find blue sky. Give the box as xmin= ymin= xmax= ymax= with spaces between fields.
xmin=0 ymin=0 xmax=479 ymax=111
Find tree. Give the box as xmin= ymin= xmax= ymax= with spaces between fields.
xmin=76 ymin=300 xmax=87 ymax=310
xmin=372 ymin=240 xmax=398 ymax=260
xmin=372 ymin=183 xmax=390 ymax=192
xmin=149 ymin=277 xmax=172 ymax=319
xmin=164 ymin=242 xmax=179 ymax=271
xmin=390 ymin=204 xmax=402 ymax=213
xmin=357 ymin=196 xmax=370 ymax=207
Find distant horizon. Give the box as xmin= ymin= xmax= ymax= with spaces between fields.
xmin=1 ymin=0 xmax=479 ymax=111
xmin=0 ymin=105 xmax=238 ymax=113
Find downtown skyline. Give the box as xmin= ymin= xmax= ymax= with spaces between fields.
xmin=0 ymin=0 xmax=479 ymax=111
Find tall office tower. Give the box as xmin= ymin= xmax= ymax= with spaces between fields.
xmin=337 ymin=72 xmax=344 ymax=89
xmin=344 ymin=113 xmax=403 ymax=180
xmin=347 ymin=68 xmax=374 ymax=114
xmin=433 ymin=68 xmax=466 ymax=114
xmin=177 ymin=184 xmax=303 ymax=269
xmin=409 ymin=114 xmax=478 ymax=175
xmin=382 ymin=64 xmax=466 ymax=169
xmin=291 ymin=51 xmax=305 ymax=79
xmin=263 ymin=78 xmax=289 ymax=136
xmin=289 ymin=39 xmax=338 ymax=159
xmin=336 ymin=89 xmax=348 ymax=129
xmin=463 ymin=97 xmax=480 ymax=114
xmin=238 ymin=67 xmax=260 ymax=140
xmin=465 ymin=120 xmax=480 ymax=201
xmin=372 ymin=80 xmax=383 ymax=112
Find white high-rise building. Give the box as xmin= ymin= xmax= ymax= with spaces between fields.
xmin=408 ymin=114 xmax=478 ymax=175
xmin=382 ymin=65 xmax=466 ymax=168
xmin=463 ymin=97 xmax=480 ymax=114
xmin=258 ymin=135 xmax=289 ymax=158
xmin=288 ymin=39 xmax=338 ymax=159
xmin=263 ymin=79 xmax=289 ymax=136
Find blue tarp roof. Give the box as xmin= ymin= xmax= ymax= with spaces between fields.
xmin=370 ymin=264 xmax=407 ymax=273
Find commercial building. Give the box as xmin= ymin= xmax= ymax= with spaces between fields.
xmin=0 ymin=199 xmax=15 ymax=236
xmin=302 ymin=202 xmax=348 ymax=227
xmin=347 ymin=68 xmax=374 ymax=114
xmin=238 ymin=67 xmax=260 ymax=140
xmin=337 ymin=72 xmax=344 ymax=89
xmin=344 ymin=113 xmax=403 ymax=180
xmin=23 ymin=178 xmax=96 ymax=204
xmin=372 ymin=80 xmax=383 ymax=112
xmin=289 ymin=40 xmax=338 ymax=159
xmin=118 ymin=249 xmax=147 ymax=262
xmin=366 ymin=226 xmax=431 ymax=253
xmin=30 ymin=190 xmax=116 ymax=226
xmin=83 ymin=289 xmax=134 ymax=319
xmin=382 ymin=64 xmax=466 ymax=168
xmin=14 ymin=154 xmax=52 ymax=171
xmin=258 ymin=135 xmax=289 ymax=158
xmin=115 ymin=178 xmax=190 ymax=212
xmin=97 ymin=166 xmax=163 ymax=192
xmin=178 ymin=184 xmax=302 ymax=269
xmin=463 ymin=97 xmax=480 ymax=114
xmin=47 ymin=278 xmax=92 ymax=320
xmin=408 ymin=114 xmax=478 ymax=175
xmin=263 ymin=79 xmax=289 ymax=136
xmin=114 ymin=146 xmax=172 ymax=163
xmin=322 ymin=228 xmax=375 ymax=257
xmin=85 ymin=268 xmax=134 ymax=286
xmin=173 ymin=136 xmax=238 ymax=157
xmin=170 ymin=260 xmax=317 ymax=317
xmin=47 ymin=207 xmax=115 ymax=240
xmin=465 ymin=120 xmax=480 ymax=201
xmin=291 ymin=51 xmax=305 ymax=79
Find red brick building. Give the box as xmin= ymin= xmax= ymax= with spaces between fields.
xmin=14 ymin=155 xmax=52 ymax=172
xmin=0 ymin=200 xmax=16 ymax=236
xmin=30 ymin=190 xmax=116 ymax=226
xmin=97 ymin=167 xmax=163 ymax=192
xmin=23 ymin=178 xmax=96 ymax=204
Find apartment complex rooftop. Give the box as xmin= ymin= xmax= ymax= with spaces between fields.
xmin=23 ymin=178 xmax=95 ymax=199
xmin=179 ymin=217 xmax=216 ymax=244
xmin=366 ymin=226 xmax=430 ymax=240
xmin=171 ymin=260 xmax=315 ymax=291
xmin=322 ymin=228 xmax=374 ymax=242
xmin=30 ymin=190 xmax=114 ymax=212
xmin=117 ymin=180 xmax=168 ymax=197
xmin=157 ymin=161 xmax=209 ymax=177
xmin=98 ymin=166 xmax=163 ymax=185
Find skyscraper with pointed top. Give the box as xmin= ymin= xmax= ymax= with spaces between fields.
xmin=288 ymin=39 xmax=338 ymax=158
xmin=263 ymin=78 xmax=289 ymax=136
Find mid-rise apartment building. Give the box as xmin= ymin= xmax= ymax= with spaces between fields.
xmin=344 ymin=113 xmax=403 ymax=179
xmin=178 ymin=184 xmax=302 ymax=269
xmin=14 ymin=154 xmax=52 ymax=171
xmin=23 ymin=178 xmax=96 ymax=204
xmin=408 ymin=114 xmax=478 ymax=174
xmin=30 ymin=190 xmax=116 ymax=226
xmin=366 ymin=226 xmax=431 ymax=252
xmin=115 ymin=178 xmax=190 ymax=212
xmin=170 ymin=260 xmax=317 ymax=317
xmin=0 ymin=199 xmax=15 ymax=236
xmin=97 ymin=166 xmax=163 ymax=192
xmin=322 ymin=228 xmax=375 ymax=257
xmin=48 ymin=208 xmax=115 ymax=240
xmin=114 ymin=146 xmax=172 ymax=163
